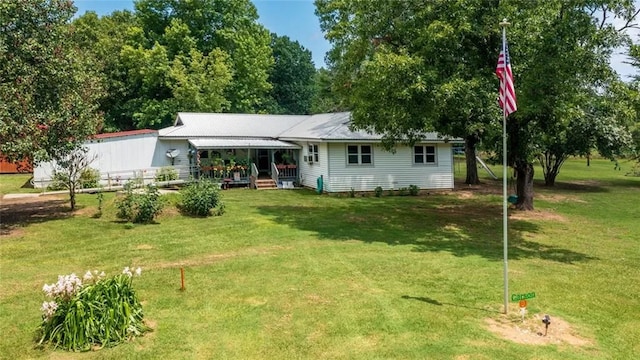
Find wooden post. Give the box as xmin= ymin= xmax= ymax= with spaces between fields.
xmin=180 ymin=268 xmax=185 ymax=291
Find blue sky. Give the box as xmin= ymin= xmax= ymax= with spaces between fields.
xmin=73 ymin=0 xmax=331 ymax=68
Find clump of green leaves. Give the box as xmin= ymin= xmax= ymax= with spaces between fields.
xmin=374 ymin=186 xmax=383 ymax=197
xmin=397 ymin=187 xmax=408 ymax=196
xmin=116 ymin=183 xmax=165 ymax=223
xmin=93 ymin=189 xmax=104 ymax=218
xmin=408 ymin=185 xmax=419 ymax=196
xmin=349 ymin=188 xmax=356 ymax=198
xmin=37 ymin=268 xmax=148 ymax=351
xmin=80 ymin=168 xmax=101 ymax=188
xmin=179 ymin=179 xmax=223 ymax=216
xmin=48 ymin=167 xmax=100 ymax=191
xmin=155 ymin=167 xmax=178 ymax=182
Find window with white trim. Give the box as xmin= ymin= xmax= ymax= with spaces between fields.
xmin=414 ymin=145 xmax=436 ymax=164
xmin=308 ymin=144 xmax=319 ymax=163
xmin=347 ymin=144 xmax=373 ymax=165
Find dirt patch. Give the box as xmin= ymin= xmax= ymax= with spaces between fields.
xmin=536 ymin=193 xmax=587 ymax=204
xmin=0 ymin=195 xmax=70 ymax=236
xmin=136 ymin=244 xmax=154 ymax=250
xmin=509 ymin=209 xmax=567 ymax=222
xmin=485 ymin=313 xmax=592 ymax=346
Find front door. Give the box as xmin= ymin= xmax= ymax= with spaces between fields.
xmin=257 ymin=149 xmax=270 ymax=174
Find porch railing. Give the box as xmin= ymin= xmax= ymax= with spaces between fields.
xmin=271 ymin=162 xmax=279 ymax=184
xmin=274 ymin=164 xmax=298 ymax=179
xmin=250 ymin=163 xmax=259 ymax=189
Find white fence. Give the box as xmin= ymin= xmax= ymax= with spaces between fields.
xmin=32 ymin=165 xmax=193 ymax=190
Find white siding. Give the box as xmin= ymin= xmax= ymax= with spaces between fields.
xmin=33 ymin=135 xmax=192 ymax=188
xmin=324 ymin=142 xmax=454 ymax=192
xmin=296 ymin=142 xmax=329 ymax=191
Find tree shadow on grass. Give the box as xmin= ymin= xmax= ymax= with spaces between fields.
xmin=256 ymin=197 xmax=596 ymax=264
xmin=400 ymin=295 xmax=500 ymax=314
xmin=0 ymin=198 xmax=72 ymax=236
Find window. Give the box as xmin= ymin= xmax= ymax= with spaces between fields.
xmin=347 ymin=144 xmax=373 ymax=165
xmin=414 ymin=145 xmax=436 ymax=164
xmin=308 ymin=144 xmax=319 ymax=163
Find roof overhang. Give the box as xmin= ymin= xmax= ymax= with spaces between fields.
xmin=188 ymin=138 xmax=301 ymax=149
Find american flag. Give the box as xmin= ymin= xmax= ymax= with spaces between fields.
xmin=496 ymin=39 xmax=517 ymax=116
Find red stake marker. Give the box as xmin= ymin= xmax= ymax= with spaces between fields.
xmin=180 ymin=268 xmax=185 ymax=291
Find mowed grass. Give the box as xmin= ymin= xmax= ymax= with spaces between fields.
xmin=0 ymin=158 xmax=638 ymax=359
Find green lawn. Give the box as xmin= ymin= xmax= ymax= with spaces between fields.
xmin=0 ymin=158 xmax=638 ymax=359
xmin=0 ymin=173 xmax=39 ymax=197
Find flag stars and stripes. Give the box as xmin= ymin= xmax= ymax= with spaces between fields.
xmin=496 ymin=40 xmax=517 ymax=116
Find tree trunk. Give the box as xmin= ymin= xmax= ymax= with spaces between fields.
xmin=514 ymin=161 xmax=534 ymax=210
xmin=544 ymin=171 xmax=558 ymax=187
xmin=69 ymin=185 xmax=76 ymax=211
xmin=538 ymin=151 xmax=567 ymax=187
xmin=464 ymin=134 xmax=480 ymax=185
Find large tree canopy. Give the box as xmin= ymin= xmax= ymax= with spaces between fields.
xmin=74 ymin=0 xmax=274 ymax=130
xmin=267 ymin=34 xmax=316 ymax=115
xmin=0 ymin=0 xmax=103 ymax=162
xmin=501 ymin=0 xmax=636 ymax=207
xmin=134 ymin=0 xmax=273 ymax=115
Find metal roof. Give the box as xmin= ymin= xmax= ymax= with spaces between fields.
xmin=278 ymin=112 xmax=444 ymax=141
xmin=92 ymin=129 xmax=157 ymax=139
xmin=159 ymin=113 xmax=308 ymax=138
xmin=159 ymin=112 xmax=452 ymax=143
xmin=188 ymin=138 xmax=301 ymax=149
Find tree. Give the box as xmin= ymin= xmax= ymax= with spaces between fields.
xmin=501 ymin=0 xmax=637 ymax=207
xmin=0 ymin=0 xmax=103 ymax=163
xmin=316 ymin=0 xmax=637 ymax=209
xmin=267 ymin=34 xmax=316 ymax=114
xmin=310 ymin=68 xmax=349 ymax=113
xmin=134 ymin=0 xmax=273 ymax=114
xmin=51 ymin=148 xmax=97 ymax=211
xmin=71 ymin=10 xmax=142 ymax=131
xmin=315 ymin=0 xmax=502 ymax=185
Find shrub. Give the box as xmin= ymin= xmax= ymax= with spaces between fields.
xmin=155 ymin=167 xmax=178 ymax=182
xmin=80 ymin=168 xmax=101 ymax=188
xmin=48 ymin=167 xmax=100 ymax=190
xmin=180 ymin=179 xmax=223 ymax=216
xmin=47 ymin=171 xmax=68 ymax=191
xmin=37 ymin=268 xmax=148 ymax=351
xmin=116 ymin=183 xmax=165 ymax=223
xmin=374 ymin=186 xmax=383 ymax=197
xmin=349 ymin=187 xmax=356 ymax=198
xmin=397 ymin=187 xmax=408 ymax=196
xmin=408 ymin=184 xmax=419 ymax=196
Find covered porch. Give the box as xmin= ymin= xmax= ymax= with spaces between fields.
xmin=188 ymin=139 xmax=300 ymax=188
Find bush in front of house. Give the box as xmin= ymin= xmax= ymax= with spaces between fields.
xmin=155 ymin=167 xmax=178 ymax=182
xmin=409 ymin=184 xmax=420 ymax=196
xmin=179 ymin=179 xmax=224 ymax=216
xmin=37 ymin=268 xmax=148 ymax=351
xmin=116 ymin=182 xmax=165 ymax=223
xmin=48 ymin=167 xmax=101 ymax=190
xmin=374 ymin=186 xmax=383 ymax=197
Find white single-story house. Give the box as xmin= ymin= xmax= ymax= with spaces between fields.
xmin=34 ymin=112 xmax=461 ymax=192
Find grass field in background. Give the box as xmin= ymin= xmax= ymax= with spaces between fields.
xmin=0 ymin=158 xmax=638 ymax=359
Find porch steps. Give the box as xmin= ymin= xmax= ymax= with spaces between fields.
xmin=255 ymin=179 xmax=278 ymax=190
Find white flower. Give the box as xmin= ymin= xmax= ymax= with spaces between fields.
xmin=122 ymin=267 xmax=133 ymax=277
xmin=99 ymin=271 xmax=106 ymax=278
xmin=42 ymin=284 xmax=54 ymax=297
xmin=135 ymin=267 xmax=142 ymax=277
xmin=41 ymin=301 xmax=58 ymax=320
xmin=83 ymin=270 xmax=93 ymax=281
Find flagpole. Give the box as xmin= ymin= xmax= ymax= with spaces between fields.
xmin=499 ymin=18 xmax=510 ymax=315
